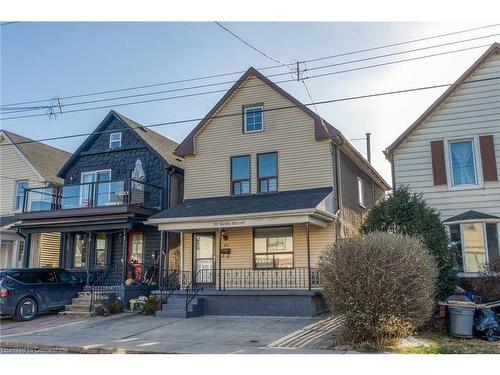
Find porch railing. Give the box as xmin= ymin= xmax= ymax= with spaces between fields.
xmin=221 ymin=267 xmax=321 ymax=290
xmin=23 ymin=178 xmax=163 ymax=212
xmin=158 ymin=270 xmax=191 ymax=309
xmin=88 ymin=263 xmax=123 ymax=313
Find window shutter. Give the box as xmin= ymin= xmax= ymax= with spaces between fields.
xmin=479 ymin=135 xmax=498 ymax=182
xmin=430 ymin=140 xmax=447 ymax=185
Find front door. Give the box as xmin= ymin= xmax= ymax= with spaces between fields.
xmin=193 ymin=233 xmax=214 ymax=285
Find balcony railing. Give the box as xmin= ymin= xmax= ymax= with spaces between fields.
xmin=23 ymin=179 xmax=163 ymax=212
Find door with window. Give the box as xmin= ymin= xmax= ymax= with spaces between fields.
xmin=193 ymin=233 xmax=214 ymax=284
xmin=127 ymin=232 xmax=144 ymax=282
xmin=80 ymin=170 xmax=111 ymax=207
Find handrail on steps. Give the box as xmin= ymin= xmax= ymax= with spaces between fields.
xmin=184 ymin=269 xmax=204 ymax=312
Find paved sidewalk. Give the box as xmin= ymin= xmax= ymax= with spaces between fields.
xmin=0 ymin=313 xmax=345 ymax=354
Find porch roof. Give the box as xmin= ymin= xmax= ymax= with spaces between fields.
xmin=148 ymin=187 xmax=336 ymax=231
xmin=443 ymin=210 xmax=500 ymax=224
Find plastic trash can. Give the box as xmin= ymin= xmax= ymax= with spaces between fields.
xmin=448 ymin=306 xmax=475 ymax=338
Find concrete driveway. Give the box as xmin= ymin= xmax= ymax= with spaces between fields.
xmin=0 ymin=313 xmax=346 ymax=354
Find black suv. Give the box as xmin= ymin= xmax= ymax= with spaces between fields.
xmin=0 ymin=268 xmax=84 ymax=321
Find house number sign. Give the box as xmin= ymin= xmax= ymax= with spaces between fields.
xmin=212 ymin=220 xmax=245 ymax=227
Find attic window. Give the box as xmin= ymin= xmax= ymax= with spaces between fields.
xmin=243 ymin=105 xmax=263 ymax=133
xmin=110 ymin=132 xmax=122 ymax=149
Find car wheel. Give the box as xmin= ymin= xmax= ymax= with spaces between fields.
xmin=15 ymin=297 xmax=38 ymax=322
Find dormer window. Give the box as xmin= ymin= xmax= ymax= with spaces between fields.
xmin=243 ymin=105 xmax=263 ymax=133
xmin=109 ymin=132 xmax=122 ymax=149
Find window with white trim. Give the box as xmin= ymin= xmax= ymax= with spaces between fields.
xmin=254 ymin=226 xmax=293 ymax=269
xmin=357 ymin=177 xmax=364 ymax=207
xmin=448 ymin=222 xmax=500 ymax=273
xmin=109 ymin=132 xmax=122 ymax=149
xmin=447 ymin=138 xmax=480 ymax=187
xmin=243 ymin=106 xmax=263 ymax=133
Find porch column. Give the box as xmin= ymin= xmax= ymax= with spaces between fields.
xmin=59 ymin=233 xmax=65 ymax=268
xmin=86 ymin=231 xmax=93 ymax=286
xmin=122 ymin=228 xmax=128 ymax=284
xmin=158 ymin=230 xmax=165 ymax=287
xmin=306 ymin=222 xmax=312 ymax=291
xmin=23 ymin=233 xmax=32 ymax=268
xmin=218 ymin=228 xmax=222 ymax=291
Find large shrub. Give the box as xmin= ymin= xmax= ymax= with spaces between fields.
xmin=360 ymin=186 xmax=457 ymax=300
xmin=319 ymin=232 xmax=437 ymax=345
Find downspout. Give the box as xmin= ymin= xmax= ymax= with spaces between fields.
xmin=166 ymin=166 xmax=176 ymax=210
xmin=331 ymin=136 xmax=344 ymax=241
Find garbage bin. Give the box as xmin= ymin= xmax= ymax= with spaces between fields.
xmin=448 ymin=306 xmax=475 ymax=338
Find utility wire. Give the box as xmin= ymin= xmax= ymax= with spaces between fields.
xmin=2 ymin=75 xmax=499 ymax=147
xmin=303 ymin=23 xmax=500 ymax=64
xmin=1 ymin=42 xmax=495 ymax=120
xmin=3 ymin=23 xmax=498 ymax=109
xmin=214 ymin=21 xmax=290 ymax=68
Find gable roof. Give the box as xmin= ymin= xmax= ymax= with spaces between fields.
xmin=174 ymin=66 xmax=390 ymax=191
xmin=0 ymin=130 xmax=71 ymax=185
xmin=112 ymin=111 xmax=183 ymax=169
xmin=175 ymin=66 xmax=339 ymax=158
xmin=58 ymin=110 xmax=183 ymax=177
xmin=385 ymin=42 xmax=500 ymax=159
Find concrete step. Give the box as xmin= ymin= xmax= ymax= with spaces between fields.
xmin=71 ymin=297 xmax=106 ymax=305
xmin=58 ymin=310 xmax=96 ymax=318
xmin=156 ymin=297 xmax=205 ymax=319
xmin=65 ymin=303 xmax=103 ymax=313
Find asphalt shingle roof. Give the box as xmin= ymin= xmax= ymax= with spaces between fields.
xmin=443 ymin=210 xmax=500 ymax=223
xmin=1 ymin=130 xmax=71 ymax=185
xmin=112 ymin=111 xmax=183 ymax=169
xmin=150 ymin=187 xmax=333 ymax=220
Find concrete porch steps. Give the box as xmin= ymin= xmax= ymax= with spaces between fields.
xmin=155 ymin=295 xmax=205 ymax=318
xmin=59 ymin=291 xmax=108 ymax=319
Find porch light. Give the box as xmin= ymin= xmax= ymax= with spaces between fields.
xmin=221 ymin=230 xmax=228 ymax=241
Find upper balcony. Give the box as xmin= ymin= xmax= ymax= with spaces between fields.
xmin=22 ymin=179 xmax=163 ymax=213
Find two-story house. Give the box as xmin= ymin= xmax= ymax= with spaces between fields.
xmin=0 ymin=130 xmax=70 ymax=269
xmin=14 ymin=110 xmax=184 ymax=304
xmin=385 ymin=42 xmax=500 ymax=276
xmin=149 ymin=67 xmax=390 ymax=317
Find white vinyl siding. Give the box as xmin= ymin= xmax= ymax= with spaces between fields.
xmin=393 ymin=51 xmax=500 ymax=221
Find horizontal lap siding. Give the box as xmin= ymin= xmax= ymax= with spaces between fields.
xmin=39 ymin=233 xmax=61 ymax=267
xmin=180 ymin=224 xmax=334 ymax=273
xmin=0 ymin=140 xmax=45 ymax=215
xmin=184 ymin=75 xmax=333 ymax=199
xmin=393 ymin=52 xmax=500 ymax=221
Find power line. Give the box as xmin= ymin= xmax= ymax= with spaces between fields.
xmin=2 ymin=75 xmax=499 ymax=148
xmin=303 ymin=23 xmax=500 ymax=64
xmin=214 ymin=22 xmax=290 ymax=68
xmin=3 ymin=24 xmax=498 ymax=109
xmin=2 ymin=42 xmax=495 ymax=120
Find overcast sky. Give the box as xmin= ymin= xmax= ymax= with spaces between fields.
xmin=1 ymin=22 xmax=499 ymax=184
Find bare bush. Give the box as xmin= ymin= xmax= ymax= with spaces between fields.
xmin=319 ymin=232 xmax=437 ymax=345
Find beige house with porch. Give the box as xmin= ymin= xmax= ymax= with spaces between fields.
xmin=149 ymin=67 xmax=389 ymax=317
xmin=0 ymin=130 xmax=70 ymax=269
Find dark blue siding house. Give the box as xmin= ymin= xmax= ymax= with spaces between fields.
xmin=15 ymin=110 xmax=184 ymax=308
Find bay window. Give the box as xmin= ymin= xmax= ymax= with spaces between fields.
xmin=448 ymin=222 xmax=500 ymax=273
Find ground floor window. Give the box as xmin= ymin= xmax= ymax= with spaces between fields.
xmin=17 ymin=241 xmax=25 ymax=267
xmin=254 ymin=226 xmax=293 ymax=269
xmin=73 ymin=233 xmax=88 ymax=268
xmin=448 ymin=222 xmax=500 ymax=273
xmin=95 ymin=232 xmax=107 ymax=267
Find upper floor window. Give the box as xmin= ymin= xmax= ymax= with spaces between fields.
xmin=109 ymin=132 xmax=122 ymax=149
xmin=357 ymin=177 xmax=365 ymax=207
xmin=14 ymin=181 xmax=28 ymax=211
xmin=448 ymin=139 xmax=478 ymax=186
xmin=231 ymin=155 xmax=250 ymax=195
xmin=243 ymin=105 xmax=263 ymax=133
xmin=258 ymin=152 xmax=278 ymax=193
